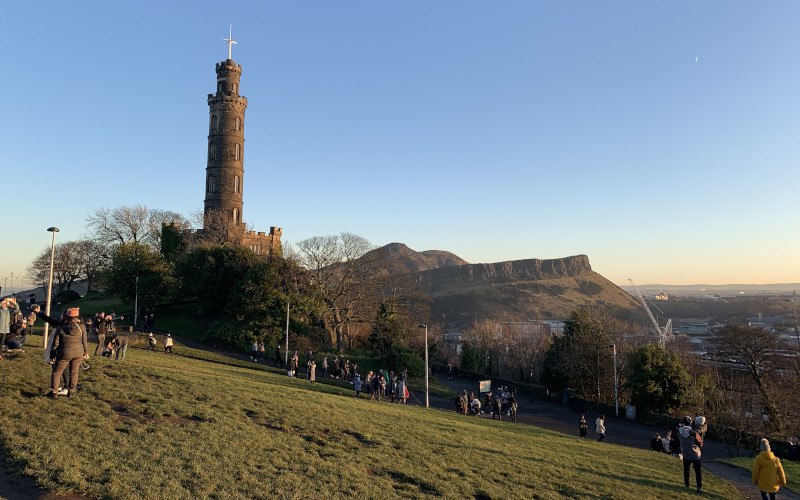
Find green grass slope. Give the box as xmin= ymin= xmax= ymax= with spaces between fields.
xmin=1 ymin=340 xmax=740 ymax=500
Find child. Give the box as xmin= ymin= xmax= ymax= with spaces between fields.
xmin=579 ymin=414 xmax=588 ymax=438
xmin=353 ymin=373 xmax=362 ymax=398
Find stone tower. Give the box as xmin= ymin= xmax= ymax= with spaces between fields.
xmin=204 ymin=58 xmax=247 ymax=234
xmin=199 ymin=39 xmax=282 ymax=257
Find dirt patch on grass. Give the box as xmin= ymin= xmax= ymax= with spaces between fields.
xmin=111 ymin=404 xmax=205 ymax=425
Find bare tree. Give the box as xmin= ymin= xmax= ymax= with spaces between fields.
xmin=87 ymin=205 xmax=187 ymax=248
xmin=189 ymin=207 xmax=245 ymax=247
xmin=27 ymin=240 xmax=95 ymax=293
xmin=710 ymin=324 xmax=789 ymax=434
xmin=295 ymin=233 xmax=380 ymax=352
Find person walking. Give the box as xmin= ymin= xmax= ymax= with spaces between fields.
xmin=164 ymin=333 xmax=173 ymax=354
xmin=678 ymin=416 xmax=703 ymax=493
xmin=258 ymin=341 xmax=265 ymax=361
xmin=595 ymin=415 xmax=606 ymax=441
xmin=47 ymin=308 xmax=89 ymax=398
xmin=353 ymin=373 xmax=362 ymax=398
xmin=274 ymin=345 xmax=283 ymax=368
xmin=147 ymin=332 xmax=158 ymax=351
xmin=308 ymin=361 xmax=316 ymax=383
xmin=578 ymin=414 xmax=588 ymax=438
xmin=321 ymin=355 xmax=328 ymax=378
xmin=752 ymin=438 xmax=786 ymax=500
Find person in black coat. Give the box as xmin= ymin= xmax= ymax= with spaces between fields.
xmin=48 ymin=308 xmax=89 ymax=398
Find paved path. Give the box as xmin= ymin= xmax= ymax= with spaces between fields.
xmin=426 ymin=373 xmax=799 ymax=500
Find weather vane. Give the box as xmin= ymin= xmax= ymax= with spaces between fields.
xmin=224 ymin=24 xmax=237 ymax=60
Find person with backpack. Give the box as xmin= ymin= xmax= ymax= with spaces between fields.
xmin=678 ymin=416 xmax=704 ymax=493
xmin=47 ymin=308 xmax=89 ymax=398
xmin=752 ymin=438 xmax=787 ymax=500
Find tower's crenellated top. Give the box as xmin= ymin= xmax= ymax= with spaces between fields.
xmin=214 ymin=60 xmax=243 ymax=97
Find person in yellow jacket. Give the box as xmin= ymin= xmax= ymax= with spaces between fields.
xmin=752 ymin=438 xmax=787 ymax=500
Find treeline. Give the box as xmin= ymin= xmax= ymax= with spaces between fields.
xmin=458 ymin=307 xmax=800 ymax=444
xmin=26 ymin=205 xmax=432 ymax=376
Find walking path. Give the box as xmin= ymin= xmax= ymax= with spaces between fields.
xmin=427 ymin=373 xmax=799 ymax=500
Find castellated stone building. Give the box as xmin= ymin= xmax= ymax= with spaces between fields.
xmin=201 ymin=56 xmax=282 ymax=256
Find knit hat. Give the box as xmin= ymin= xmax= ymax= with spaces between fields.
xmin=760 ymin=438 xmax=771 ymax=451
xmin=66 ymin=307 xmax=80 ymax=317
xmin=695 ymin=416 xmax=706 ymax=426
xmin=682 ymin=416 xmax=693 ymax=426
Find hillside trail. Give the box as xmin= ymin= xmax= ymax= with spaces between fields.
xmin=428 ymin=373 xmax=799 ymax=500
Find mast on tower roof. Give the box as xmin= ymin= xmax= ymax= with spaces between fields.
xmin=223 ymin=24 xmax=237 ymax=60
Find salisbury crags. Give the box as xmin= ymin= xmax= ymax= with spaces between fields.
xmin=415 ymin=254 xmax=592 ymax=283
xmin=371 ymin=245 xmax=644 ymax=330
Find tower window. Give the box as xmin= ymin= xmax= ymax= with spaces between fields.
xmin=207 ymin=174 xmax=216 ymax=193
xmin=209 ymin=142 xmax=216 ymax=160
xmin=217 ymin=82 xmax=223 ymax=93
xmin=233 ymin=83 xmax=238 ymax=93
xmin=235 ymin=117 xmax=241 ymax=131
xmin=235 ymin=144 xmax=240 ymax=161
xmin=211 ymin=115 xmax=218 ymax=131
xmin=233 ymin=208 xmax=239 ymax=224
xmin=234 ymin=175 xmax=240 ymax=193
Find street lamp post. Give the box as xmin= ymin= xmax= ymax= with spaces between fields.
xmin=285 ymin=300 xmax=290 ymax=366
xmin=418 ymin=324 xmax=429 ymax=408
xmin=43 ymin=227 xmax=60 ymax=348
xmin=610 ymin=343 xmax=619 ymax=417
xmin=133 ymin=275 xmax=139 ymax=328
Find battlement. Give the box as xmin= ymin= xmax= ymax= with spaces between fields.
xmin=215 ymin=60 xmax=242 ymax=73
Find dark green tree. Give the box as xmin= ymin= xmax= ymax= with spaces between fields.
xmin=540 ymin=308 xmax=613 ymax=401
xmin=174 ymin=244 xmax=261 ymax=314
xmin=369 ymin=299 xmax=407 ymax=357
xmin=368 ymin=299 xmax=424 ymax=376
xmin=107 ymin=242 xmax=174 ymax=309
xmin=624 ymin=343 xmax=690 ymax=415
xmin=460 ymin=340 xmax=491 ymax=375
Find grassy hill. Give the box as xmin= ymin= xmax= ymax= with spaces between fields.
xmin=0 ymin=337 xmax=741 ymax=499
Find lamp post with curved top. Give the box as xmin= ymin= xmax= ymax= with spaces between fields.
xmin=43 ymin=227 xmax=60 ymax=348
xmin=610 ymin=343 xmax=619 ymax=417
xmin=418 ymin=324 xmax=429 ymax=408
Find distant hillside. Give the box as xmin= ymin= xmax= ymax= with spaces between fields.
xmin=365 ymin=242 xmax=468 ymax=277
xmin=369 ymin=245 xmax=646 ymax=330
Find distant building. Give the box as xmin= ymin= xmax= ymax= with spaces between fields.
xmin=500 ymin=320 xmax=565 ymax=339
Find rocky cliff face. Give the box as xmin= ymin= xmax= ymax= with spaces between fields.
xmin=416 ymin=255 xmax=592 ymax=283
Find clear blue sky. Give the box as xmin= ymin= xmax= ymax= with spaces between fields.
xmin=2 ymin=0 xmax=799 ymax=294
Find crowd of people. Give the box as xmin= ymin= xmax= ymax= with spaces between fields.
xmin=451 ymin=387 xmax=518 ymax=423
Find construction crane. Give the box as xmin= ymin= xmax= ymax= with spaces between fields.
xmin=628 ymin=278 xmax=672 ymax=347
